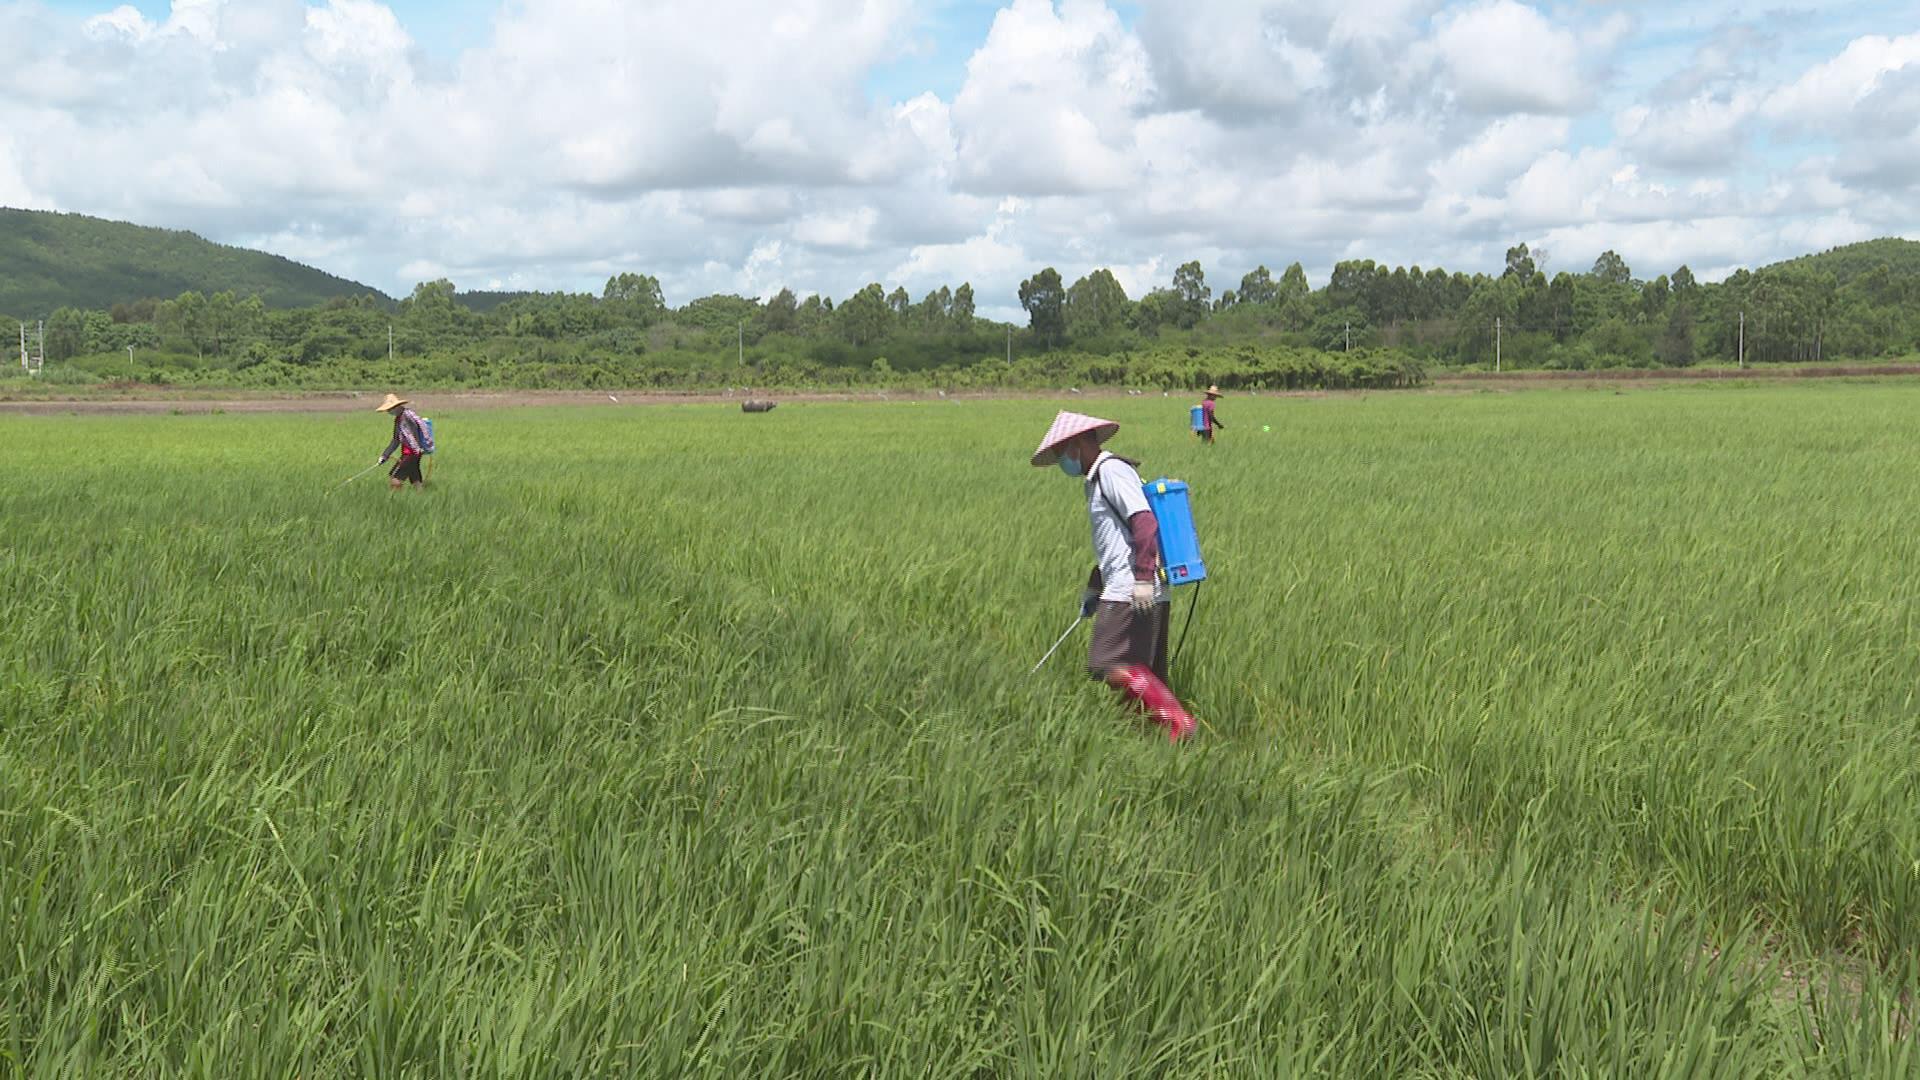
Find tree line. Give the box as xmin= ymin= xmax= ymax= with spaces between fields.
xmin=7 ymin=239 xmax=1914 ymax=390
xmin=1019 ymin=240 xmax=1918 ymax=369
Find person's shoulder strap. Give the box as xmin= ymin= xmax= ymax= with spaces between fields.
xmin=1087 ymin=453 xmax=1143 ymax=518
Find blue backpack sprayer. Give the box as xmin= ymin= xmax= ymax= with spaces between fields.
xmin=419 ymin=414 xmax=436 ymax=479
xmin=1143 ymin=477 xmax=1207 ymax=672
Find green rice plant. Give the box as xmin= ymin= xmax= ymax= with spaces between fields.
xmin=1 ymin=384 xmax=1917 ymax=1074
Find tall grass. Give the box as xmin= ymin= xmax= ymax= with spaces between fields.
xmin=1 ymin=385 xmax=1916 ymax=1074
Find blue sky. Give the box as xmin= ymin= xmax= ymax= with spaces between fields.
xmin=43 ymin=0 xmax=491 ymax=56
xmin=867 ymin=0 xmax=1022 ymax=102
xmin=3 ymin=0 xmax=1916 ymax=313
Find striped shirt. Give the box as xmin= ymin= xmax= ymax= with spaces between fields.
xmin=383 ymin=408 xmax=426 ymax=460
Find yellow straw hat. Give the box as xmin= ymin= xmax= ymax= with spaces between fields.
xmin=375 ymin=393 xmax=409 ymax=412
xmin=1204 ymin=386 xmax=1223 ymax=398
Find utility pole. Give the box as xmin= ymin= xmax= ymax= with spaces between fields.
xmin=1344 ymin=322 xmax=1350 ymax=352
xmin=388 ymin=323 xmax=394 ymax=365
xmin=737 ymin=321 xmax=743 ymax=368
xmin=128 ymin=344 xmax=134 ymax=364
xmin=1495 ymin=317 xmax=1502 ymax=373
xmin=1006 ymin=325 xmax=1012 ymax=365
xmin=1737 ymin=311 xmax=1744 ymax=369
xmin=20 ymin=321 xmax=43 ymax=373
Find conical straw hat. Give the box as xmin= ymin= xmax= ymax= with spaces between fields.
xmin=1204 ymin=385 xmax=1223 ymax=398
xmin=1030 ymin=410 xmax=1119 ymax=467
xmin=375 ymin=393 xmax=409 ymax=412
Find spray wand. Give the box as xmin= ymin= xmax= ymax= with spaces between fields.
xmin=329 ymin=460 xmax=385 ymax=493
xmin=1029 ymin=616 xmax=1086 ymax=675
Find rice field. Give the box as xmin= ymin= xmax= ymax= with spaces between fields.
xmin=3 ymin=384 xmax=1918 ymax=1075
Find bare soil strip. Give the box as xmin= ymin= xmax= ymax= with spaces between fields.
xmin=0 ymin=388 xmax=983 ymax=415
xmin=3 ymin=365 xmax=1917 ymax=415
xmin=1434 ymin=365 xmax=1920 ymax=392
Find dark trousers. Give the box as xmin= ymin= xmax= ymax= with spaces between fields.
xmin=389 ymin=453 xmax=425 ymax=484
xmin=1087 ymin=601 xmax=1170 ymax=684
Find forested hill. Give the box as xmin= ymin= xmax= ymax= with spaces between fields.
xmin=0 ymin=208 xmax=387 ymax=315
xmin=1764 ymin=238 xmax=1920 ymax=287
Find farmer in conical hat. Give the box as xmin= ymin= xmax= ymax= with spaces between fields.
xmin=1198 ymin=385 xmax=1226 ymax=444
xmin=375 ymin=393 xmax=428 ymax=490
xmin=1032 ymin=410 xmax=1196 ymax=742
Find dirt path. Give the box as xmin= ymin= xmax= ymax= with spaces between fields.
xmin=0 ymin=388 xmax=1012 ymax=415
xmin=1430 ymin=365 xmax=1920 ymax=391
xmin=4 ymin=365 xmax=1918 ymax=415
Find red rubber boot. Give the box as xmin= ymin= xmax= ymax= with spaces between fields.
xmin=1106 ymin=665 xmax=1197 ymax=743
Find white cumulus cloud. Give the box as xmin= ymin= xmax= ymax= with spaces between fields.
xmin=0 ymin=0 xmax=1912 ymax=312
xmin=1429 ymin=0 xmax=1591 ymax=114
xmin=949 ymin=0 xmax=1150 ymax=196
xmin=1764 ymin=33 xmax=1920 ymax=124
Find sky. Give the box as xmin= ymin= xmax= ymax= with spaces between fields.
xmin=2 ymin=0 xmax=1917 ymax=320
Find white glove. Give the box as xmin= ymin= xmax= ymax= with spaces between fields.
xmin=1130 ymin=581 xmax=1155 ymax=611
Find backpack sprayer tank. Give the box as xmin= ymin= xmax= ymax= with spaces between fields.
xmin=1144 ymin=477 xmax=1207 ymax=674
xmin=1143 ymin=478 xmax=1205 ymax=586
xmin=417 ymin=415 xmax=436 ymax=481
xmin=1189 ymin=405 xmax=1206 ymax=433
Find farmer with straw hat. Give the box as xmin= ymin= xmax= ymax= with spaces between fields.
xmin=375 ymin=393 xmax=429 ymax=490
xmin=1198 ymin=385 xmax=1226 ymax=444
xmin=1032 ymin=410 xmax=1197 ymax=742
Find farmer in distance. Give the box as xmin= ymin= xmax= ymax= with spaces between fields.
xmin=1031 ymin=410 xmax=1197 ymax=743
xmin=375 ymin=393 xmax=430 ymax=490
xmin=1198 ymin=385 xmax=1225 ymax=444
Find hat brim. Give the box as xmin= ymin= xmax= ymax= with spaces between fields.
xmin=375 ymin=397 xmax=409 ymax=411
xmin=1030 ymin=421 xmax=1118 ymax=467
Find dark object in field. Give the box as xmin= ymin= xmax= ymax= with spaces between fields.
xmin=741 ymin=400 xmax=777 ymax=413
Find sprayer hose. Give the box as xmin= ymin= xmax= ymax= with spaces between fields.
xmin=1171 ymin=581 xmax=1202 ymax=673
